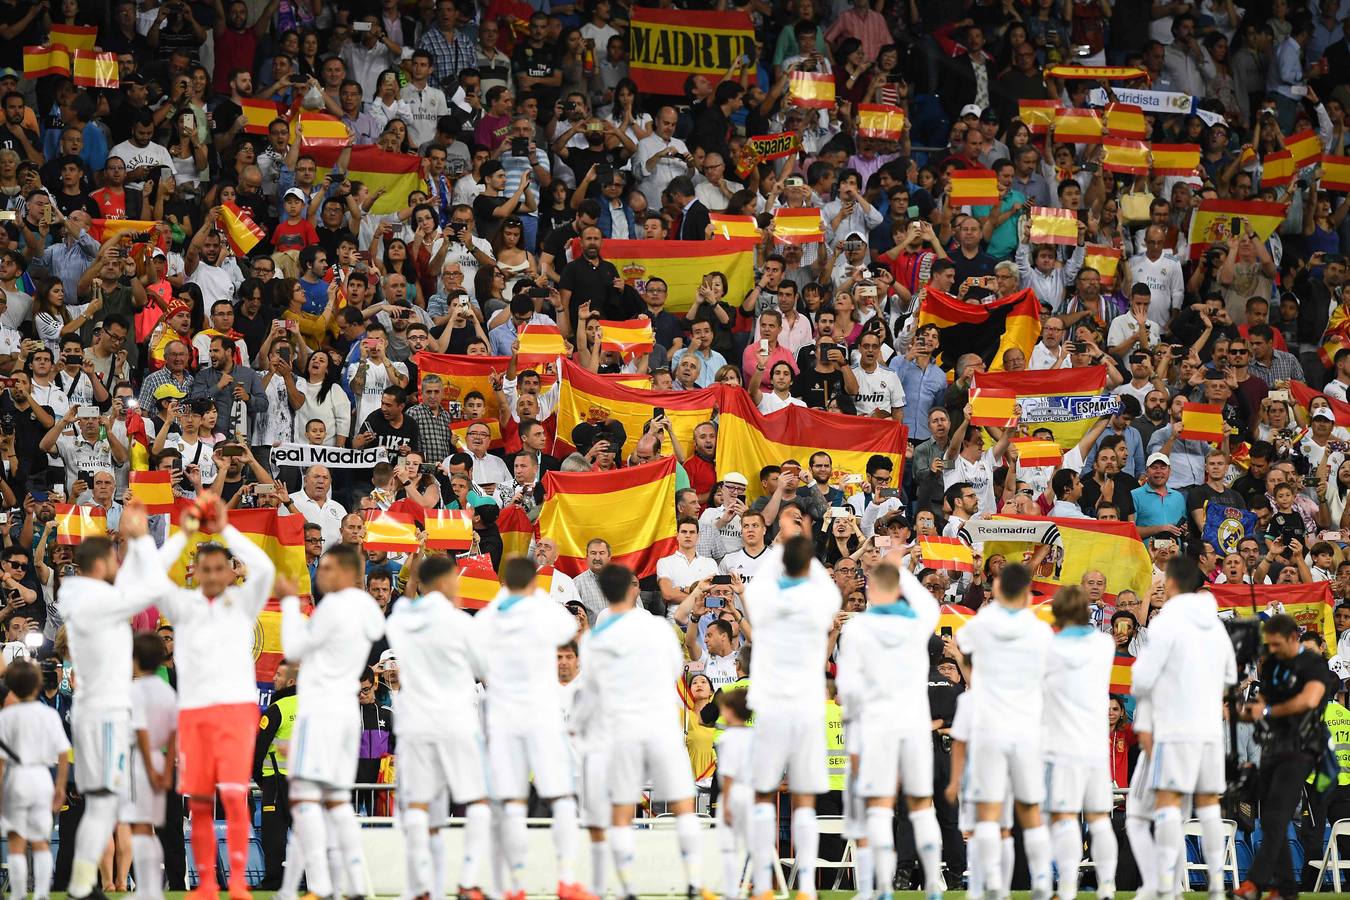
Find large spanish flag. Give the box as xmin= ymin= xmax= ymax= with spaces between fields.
xmin=708 ymin=212 xmax=758 ymax=240
xmin=604 ymin=238 xmax=755 ymax=314
xmin=413 ymin=351 xmax=510 ymax=419
xmin=128 ymin=470 xmax=175 ymax=515
xmin=516 ymin=324 xmax=565 ymax=369
xmin=1083 ymin=244 xmax=1122 ymax=287
xmin=539 ymin=456 xmax=677 ymax=577
xmin=1053 ymin=107 xmax=1103 ymax=143
xmin=221 ymin=202 xmax=266 ymax=256
xmin=1186 ymin=198 xmax=1285 ymax=259
xmin=916 ymin=287 xmax=1040 ymax=373
xmin=1213 ymin=582 xmax=1336 ymax=654
xmin=1261 ymin=149 xmax=1295 ymax=187
xmin=23 ymin=46 xmax=70 ymax=78
xmin=920 ymin=536 xmax=974 ymax=573
xmin=1291 ymin=380 xmax=1350 ymax=426
xmin=55 ymin=504 xmax=106 ymax=544
xmin=773 ymin=207 xmax=823 ymax=244
xmin=1018 ymin=99 xmax=1057 ymax=134
xmin=969 ymin=366 xmax=1110 ymax=449
xmin=1102 ymin=136 xmax=1150 ymax=175
xmin=981 ymin=515 xmax=1152 ymax=601
xmin=554 ymin=359 xmax=718 ymax=457
xmin=1150 ymin=143 xmax=1200 ymax=176
xmin=1286 ymin=129 xmax=1323 ymax=169
xmin=949 ymin=169 xmax=999 ymax=206
xmin=1045 ymin=64 xmax=1147 ymax=80
xmin=788 ymin=71 xmax=835 ymax=108
xmin=599 ymin=319 xmax=654 ymax=357
xmin=1318 ymin=303 xmax=1350 ymax=370
xmin=240 ymin=98 xmax=282 ymax=135
xmin=856 ymin=104 xmax=906 ymax=140
xmin=1323 ymin=154 xmax=1350 ymax=192
xmin=627 ymin=8 xmax=754 ymax=95
xmin=1029 ymin=207 xmax=1078 ymax=245
xmin=309 ymin=146 xmax=424 ymax=215
xmin=1104 ymin=103 xmax=1146 ymax=139
xmin=715 ymin=387 xmax=906 ymax=502
xmin=49 ymin=23 xmax=96 ymax=51
xmin=1179 ymin=402 xmax=1225 ymax=442
xmin=72 ymin=51 xmax=117 ymax=88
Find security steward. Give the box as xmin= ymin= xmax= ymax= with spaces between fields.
xmin=1301 ymin=694 xmax=1350 ymax=889
xmin=253 ymin=660 xmax=298 ymax=890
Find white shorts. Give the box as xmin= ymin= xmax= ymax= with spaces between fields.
xmin=1126 ymin=750 xmax=1155 ymax=821
xmin=716 ymin=781 xmax=754 ymax=846
xmin=488 ymin=723 xmax=573 ymax=801
xmin=1045 ymin=759 xmax=1113 ymax=815
xmin=608 ymin=727 xmax=694 ymax=805
xmin=844 ymin=768 xmax=867 ymax=840
xmin=399 ymin=734 xmax=489 ymax=806
xmin=2 ymin=801 xmax=52 ymax=843
xmin=579 ymin=748 xmax=610 ymax=829
xmin=118 ymin=753 xmax=166 ymax=826
xmin=72 ymin=710 xmax=130 ymax=796
xmin=967 ymin=734 xmax=1044 ymax=806
xmin=750 ymin=705 xmax=827 ymax=795
xmin=958 ymin=778 xmax=1012 ymax=832
xmin=857 ymin=724 xmax=933 ymax=799
xmin=1149 ymin=740 xmax=1224 ymax=796
xmin=291 ymin=713 xmax=359 ymax=791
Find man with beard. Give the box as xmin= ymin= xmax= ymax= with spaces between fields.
xmin=1132 ymin=388 xmax=1170 ymax=447
xmin=211 ymin=0 xmax=275 ymax=95
xmin=185 ymin=209 xmax=246 ymax=308
xmin=0 ymin=91 xmax=39 ymax=165
xmin=108 ymin=110 xmax=172 ymax=193
xmin=212 ymin=68 xmax=268 ymax=156
xmin=89 ymin=157 xmax=147 ymax=221
xmin=558 ymin=224 xmax=641 ymax=326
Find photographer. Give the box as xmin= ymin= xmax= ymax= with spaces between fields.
xmin=1235 ymin=614 xmax=1338 ymax=900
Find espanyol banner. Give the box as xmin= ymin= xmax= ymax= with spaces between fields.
xmin=273 ymin=443 xmax=390 ymax=468
xmin=1017 ymin=393 xmax=1121 ymax=425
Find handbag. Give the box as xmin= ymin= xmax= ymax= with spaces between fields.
xmin=1120 ymin=189 xmax=1155 ymax=225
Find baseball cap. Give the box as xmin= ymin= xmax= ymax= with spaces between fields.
xmin=0 ymin=68 xmax=18 ymax=82
xmin=1146 ymin=452 xmax=1170 ymax=467
xmin=121 ymin=72 xmax=146 ymax=86
xmin=377 ymin=649 xmax=398 ymax=671
xmin=283 ymin=187 xmax=307 ymax=203
xmin=721 ymin=471 xmax=749 ymax=487
xmin=564 ymin=600 xmax=587 ymax=617
xmin=1314 ymin=408 xmax=1336 ymax=422
xmin=151 ymin=247 xmax=167 ymax=259
xmin=959 ymin=104 xmax=982 ymax=119
xmin=153 ymin=383 xmax=187 ymax=402
xmin=979 ymin=108 xmax=1000 ymax=123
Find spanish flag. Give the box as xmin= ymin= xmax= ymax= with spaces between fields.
xmin=1186 ymin=199 xmax=1286 ymax=259
xmin=23 ymin=45 xmax=69 ymax=78
xmin=457 ymin=558 xmax=501 ymax=609
xmin=1018 ymin=99 xmax=1057 ymax=135
xmin=424 ymin=509 xmax=474 ymax=551
xmin=413 ymin=352 xmax=510 ymax=419
xmin=497 ymin=504 xmax=535 ymax=559
xmin=240 ymin=98 xmax=282 ymax=135
xmin=772 ymin=207 xmax=823 ymax=244
xmin=1053 ymin=107 xmax=1103 ymax=143
xmin=309 ymin=146 xmax=424 ymax=215
xmin=981 ymin=515 xmax=1153 ymax=601
xmin=604 ymin=238 xmax=756 ymax=314
xmin=920 ymin=536 xmax=974 ymax=573
xmin=917 ymin=287 xmax=1041 ymax=374
xmin=1045 ymin=64 xmax=1147 ymax=80
xmin=1323 ymin=154 xmax=1350 ymax=192
xmin=714 ymin=387 xmax=907 ymax=502
xmin=1029 ymin=207 xmax=1078 ymax=245
xmin=1316 ymin=303 xmax=1350 ymax=370
xmin=970 ymin=366 xmax=1110 ymax=449
xmin=49 ymin=23 xmax=96 ymax=51
xmin=293 ymin=110 xmax=351 ymax=149
xmin=1083 ymin=244 xmax=1122 ymax=287
xmin=1102 ymin=136 xmax=1150 ymax=175
xmin=708 ymin=212 xmax=759 ymax=240
xmin=539 ymin=456 xmax=678 ymax=577
xmin=1286 ymin=129 xmax=1323 ymax=169
xmin=599 ymin=319 xmax=654 ymax=358
xmin=516 ymin=324 xmax=565 ymax=369
xmin=1179 ymin=402 xmax=1225 ymax=442
xmin=949 ymin=169 xmax=999 ymax=207
xmin=450 ymin=418 xmax=504 ymax=451
xmin=1012 ymin=438 xmax=1063 ymax=468
xmin=1110 ymin=655 xmax=1135 ymax=693
xmin=554 ymin=359 xmax=719 ymax=457
xmin=856 ymin=104 xmax=906 ymax=140
xmin=72 ymin=51 xmax=117 ymax=88
xmin=55 ymin=504 xmax=106 ymax=544
xmin=128 ymin=470 xmax=175 ymax=515
xmin=1261 ymin=149 xmax=1295 ymax=187
xmin=1104 ymin=103 xmax=1146 ymax=139
xmin=1213 ymin=582 xmax=1336 ymax=655
xmin=788 ymin=70 xmax=835 ymax=108
xmin=164 ymin=507 xmax=311 ymax=598
xmin=363 ymin=510 xmax=420 ymax=553
xmin=937 ymin=603 xmax=976 ymax=635
xmin=220 ymin=202 xmax=266 ymax=256
xmin=969 ymin=389 xmax=1018 ymax=427
xmin=1150 ymin=143 xmax=1200 ymax=176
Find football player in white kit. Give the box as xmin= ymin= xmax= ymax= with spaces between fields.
xmin=59 ymin=501 xmax=158 ymax=900
xmin=279 ymin=544 xmax=386 ymax=900
xmin=565 ymin=651 xmax=612 ymax=899
xmin=385 ymin=555 xmax=492 ymax=900
xmin=1043 ymin=587 xmax=1118 ymax=900
xmin=835 ymin=559 xmax=944 ymax=900
xmin=581 ymin=563 xmax=714 ymax=900
xmin=475 ymin=556 xmax=591 ymax=900
xmin=1130 ymin=556 xmax=1236 ymax=899
xmin=954 ymin=562 xmax=1054 ymax=899
xmin=744 ymin=534 xmax=841 ymax=900
xmin=122 ymin=633 xmax=179 ymax=900
xmin=713 ymin=688 xmax=754 ymax=900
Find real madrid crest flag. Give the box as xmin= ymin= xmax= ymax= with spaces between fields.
xmin=1202 ymin=503 xmax=1257 ymax=556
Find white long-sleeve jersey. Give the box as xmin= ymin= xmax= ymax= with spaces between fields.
xmin=145 ymin=526 xmax=276 ymax=709
xmin=282 ymin=587 xmax=384 ymax=718
xmin=59 ymin=535 xmax=159 ymax=715
xmin=1044 ymin=625 xmax=1115 ymax=764
xmin=566 ymin=668 xmax=608 ymax=755
xmin=475 ymin=589 xmax=577 ymax=730
xmin=1130 ymin=591 xmax=1236 ymax=743
xmin=579 ymin=606 xmax=683 ymax=733
xmin=955 ymin=600 xmax=1053 ymax=740
xmin=744 ymin=569 xmax=841 ymax=711
xmin=835 ymin=568 xmax=940 ymax=734
xmin=385 ymin=590 xmax=485 ymax=739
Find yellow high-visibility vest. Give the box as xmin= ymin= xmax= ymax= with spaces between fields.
xmin=826 ymin=701 xmax=846 ymax=791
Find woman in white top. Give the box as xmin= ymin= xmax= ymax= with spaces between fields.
xmin=367 ymin=70 xmax=418 ymax=133
xmin=167 ymin=111 xmax=209 ymax=185
xmin=490 ymin=216 xmax=540 ymax=298
xmin=292 ymin=351 xmax=353 ymax=446
xmin=606 ymin=79 xmax=654 ymax=146
xmin=750 ymin=359 xmax=806 ymax=414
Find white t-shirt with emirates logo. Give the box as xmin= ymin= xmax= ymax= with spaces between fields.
xmin=850 ymin=364 xmax=906 ymax=417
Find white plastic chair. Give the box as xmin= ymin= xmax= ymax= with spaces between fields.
xmin=1182 ymin=817 xmax=1240 ymax=890
xmin=1312 ymin=818 xmax=1350 ymax=891
xmin=782 ymin=815 xmax=858 ymax=892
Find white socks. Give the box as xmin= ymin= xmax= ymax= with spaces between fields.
xmin=461 ymin=802 xmax=491 ymax=890
xmin=1050 ymin=819 xmax=1082 ymax=899
xmin=1022 ymin=824 xmax=1052 ymax=897
xmin=430 ymin=827 xmax=447 ymax=900
xmin=1196 ymin=803 xmax=1226 ymax=893
xmin=291 ymin=802 xmax=331 ymax=898
xmin=750 ymin=802 xmax=776 ymax=895
xmin=131 ymin=834 xmax=163 ymax=900
xmin=1125 ymin=816 xmax=1156 ymax=896
xmin=854 ymin=844 xmax=874 ymax=900
xmin=1153 ymin=805 xmax=1183 ymax=896
xmin=501 ymin=803 xmax=529 ymax=891
xmin=589 ymin=838 xmax=609 ymax=897
xmin=31 ymin=849 xmax=51 ymax=900
xmin=910 ymin=806 xmax=943 ymax=893
xmin=1088 ymin=816 xmax=1118 ymax=896
xmin=967 ymin=832 xmax=984 ymax=896
xmin=791 ymin=806 xmax=819 ymax=893
xmin=607 ymin=825 xmax=637 ymax=895
xmin=1001 ymin=835 xmax=1014 ymax=895
xmin=974 ymin=821 xmax=1001 ymax=897
xmin=326 ymin=802 xmax=367 ymax=897
xmin=675 ymin=812 xmax=702 ymax=888
xmin=70 ymin=792 xmax=118 ymax=898
xmin=10 ymin=847 xmax=27 ymax=900
xmin=403 ymin=807 xmax=433 ymax=897
xmin=550 ymin=797 xmax=579 ymax=884
xmin=866 ymin=807 xmax=896 ymax=895
xmin=278 ymin=830 xmax=305 ymax=899
xmin=719 ymin=823 xmax=741 ymax=899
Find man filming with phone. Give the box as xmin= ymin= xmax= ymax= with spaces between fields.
xmin=678 ymin=576 xmax=744 ymax=689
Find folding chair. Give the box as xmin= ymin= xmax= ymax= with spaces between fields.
xmin=1312 ymin=818 xmax=1350 ymax=891
xmin=1182 ymin=817 xmax=1240 ymax=890
xmin=783 ymin=816 xmax=858 ymax=892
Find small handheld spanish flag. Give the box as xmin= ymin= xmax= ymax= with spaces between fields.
xmin=1285 ymin=129 xmax=1323 ymax=169
xmin=1053 ymin=107 xmax=1103 ymax=143
xmin=1104 ymin=103 xmax=1146 ymax=139
xmin=220 ymin=202 xmax=266 ymax=256
xmin=949 ymin=169 xmax=1000 ymax=207
xmin=856 ymin=104 xmax=906 ymax=140
xmin=72 ymin=51 xmax=117 ymax=88
xmin=969 ymin=389 xmax=1018 ymax=427
xmin=516 ymin=324 xmax=565 ymax=369
xmin=599 ymin=319 xmax=654 ymax=358
xmin=55 ymin=504 xmax=106 ymax=544
xmin=920 ymin=536 xmax=974 ymax=573
xmin=1084 ymin=244 xmax=1122 ymax=287
xmin=772 ymin=207 xmax=823 ymax=244
xmin=1150 ymin=143 xmax=1201 ymax=177
xmin=1012 ymin=438 xmax=1063 ymax=468
xmin=1029 ymin=207 xmax=1078 ymax=246
xmin=1262 ymin=149 xmax=1295 ymax=187
xmin=239 ymin=98 xmax=282 ymax=135
xmin=1179 ymin=402 xmax=1226 ymax=443
xmin=49 ymin=23 xmax=96 ymax=51
xmin=128 ymin=470 xmax=175 ymax=515
xmin=458 ymin=558 xmax=500 ymax=609
xmin=1102 ymin=137 xmax=1150 ymax=175
xmin=362 ymin=510 xmax=420 ymax=553
xmin=937 ymin=603 xmax=976 ymax=635
xmin=424 ymin=509 xmax=474 ymax=551
xmin=1323 ymin=154 xmax=1350 ymax=192
xmin=708 ymin=212 xmax=759 ymax=240
xmin=23 ymin=45 xmax=70 ymax=78
xmin=293 ymin=111 xmax=352 ymax=149
xmin=788 ymin=71 xmax=835 ymax=108
xmin=1018 ymin=99 xmax=1057 ymax=135
xmin=1110 ymin=654 xmax=1135 ymax=693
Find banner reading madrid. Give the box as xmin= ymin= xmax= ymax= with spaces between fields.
xmin=554 ymin=359 xmax=719 ymax=457
xmin=628 ymin=9 xmax=754 ymax=95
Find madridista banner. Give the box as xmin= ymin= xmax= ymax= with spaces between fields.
xmin=628 ymin=8 xmax=755 ymax=95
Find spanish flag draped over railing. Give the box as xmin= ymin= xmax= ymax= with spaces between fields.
xmin=538 ymin=456 xmax=677 ymax=577
xmin=55 ymin=504 xmax=105 ymax=544
xmin=413 ymin=352 xmax=511 ymax=419
xmin=714 ymin=386 xmax=906 ymax=502
xmin=916 ymin=287 xmax=1040 ymax=374
xmin=969 ymin=366 xmax=1109 ymax=449
xmin=949 ymin=169 xmax=999 ymax=206
xmin=309 ymin=145 xmax=424 ymax=215
xmin=604 ymin=238 xmax=756 ymax=314
xmin=1186 ymin=198 xmax=1285 ymax=259
xmin=1179 ymin=402 xmax=1225 ymax=443
xmin=920 ymin=536 xmax=974 ymax=573
xmin=1212 ymin=582 xmax=1336 ymax=654
xmin=554 ymin=359 xmax=718 ymax=457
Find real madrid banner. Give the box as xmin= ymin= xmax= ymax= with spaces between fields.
xmin=628 ymin=8 xmax=755 ymax=94
xmin=273 ymin=443 xmax=391 ymax=468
